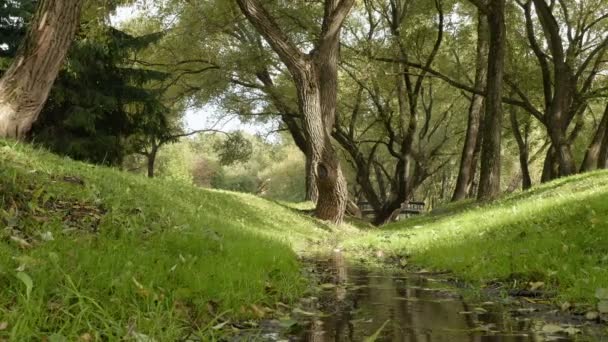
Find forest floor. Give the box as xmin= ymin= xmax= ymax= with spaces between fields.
xmin=1 ymin=140 xmax=607 ymax=340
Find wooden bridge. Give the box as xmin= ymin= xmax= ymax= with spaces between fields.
xmin=358 ymin=200 xmax=426 ymax=220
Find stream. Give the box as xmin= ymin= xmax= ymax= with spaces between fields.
xmin=266 ymin=251 xmax=589 ymax=342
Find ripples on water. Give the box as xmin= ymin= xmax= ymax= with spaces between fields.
xmin=293 ymin=252 xmax=575 ymax=342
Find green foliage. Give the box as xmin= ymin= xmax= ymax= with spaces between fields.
xmin=0 ymin=140 xmax=327 ymax=340
xmin=0 ymin=0 xmax=35 ymax=70
xmin=129 ymin=132 xmax=307 ymax=201
xmin=213 ymin=132 xmax=253 ymax=166
xmin=29 ymin=25 xmax=168 ymax=165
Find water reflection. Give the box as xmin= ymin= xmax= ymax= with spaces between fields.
xmin=298 ymin=252 xmax=571 ymax=342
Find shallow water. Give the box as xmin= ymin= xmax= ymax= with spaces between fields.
xmin=291 ymin=252 xmax=576 ymax=342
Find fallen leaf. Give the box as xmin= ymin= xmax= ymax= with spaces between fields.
xmin=585 ymin=311 xmax=599 ymax=320
xmin=0 ymin=322 xmax=7 ymax=330
xmin=40 ymin=231 xmax=54 ymax=241
xmin=560 ymin=302 xmax=572 ymax=311
xmin=320 ymin=283 xmax=337 ymax=289
xmin=541 ymin=324 xmax=564 ymax=334
xmin=10 ymin=236 xmax=32 ymax=249
xmin=364 ymin=320 xmax=390 ymax=342
xmin=292 ymin=307 xmax=317 ymax=317
xmin=278 ymin=318 xmax=298 ymax=329
xmin=529 ymin=281 xmax=545 ymax=291
xmin=212 ymin=321 xmax=230 ymax=330
xmin=563 ymin=327 xmax=581 ymax=335
xmin=250 ymin=304 xmax=265 ymax=318
xmin=79 ymin=333 xmax=93 ymax=341
xmin=598 ymin=300 xmax=608 ymax=314
xmin=473 ymin=307 xmax=488 ymax=314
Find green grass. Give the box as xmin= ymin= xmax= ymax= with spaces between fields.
xmin=3 ymin=138 xmax=608 ymax=339
xmin=0 ymin=140 xmax=329 ymax=340
xmin=343 ymin=170 xmax=608 ymax=305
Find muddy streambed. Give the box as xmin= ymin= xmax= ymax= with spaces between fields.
xmin=244 ymin=252 xmax=603 ymax=341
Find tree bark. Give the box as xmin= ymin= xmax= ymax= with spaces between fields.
xmin=452 ymin=11 xmax=488 ymax=201
xmin=0 ymin=0 xmax=83 ymax=138
xmin=580 ymin=104 xmax=608 ymax=172
xmin=147 ymin=144 xmax=159 ymax=178
xmin=541 ymin=146 xmax=559 ymax=182
xmin=236 ymin=0 xmax=354 ymax=224
xmin=477 ymin=0 xmax=506 ymax=201
xmin=510 ymin=109 xmax=532 ymax=190
xmin=599 ymin=126 xmax=608 ymax=169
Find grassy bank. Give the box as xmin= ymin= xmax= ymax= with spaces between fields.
xmin=0 ymin=141 xmax=329 ymax=340
xmin=343 ymin=170 xmax=608 ymax=306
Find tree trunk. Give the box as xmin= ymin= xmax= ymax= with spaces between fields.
xmin=580 ymin=104 xmax=608 ymax=172
xmin=541 ymin=146 xmax=559 ymax=182
xmin=547 ymin=123 xmax=577 ymax=177
xmin=236 ymin=0 xmax=353 ymax=224
xmin=305 ymin=155 xmax=319 ymax=202
xmin=600 ymin=122 xmax=608 ymax=169
xmin=477 ymin=0 xmax=506 ymax=201
xmin=299 ymin=75 xmax=348 ymax=223
xmin=0 ymin=0 xmax=83 ymax=138
xmin=467 ymin=115 xmax=484 ymax=197
xmin=147 ymin=145 xmax=159 ymax=178
xmin=510 ymin=109 xmax=532 ymax=190
xmin=452 ymin=11 xmax=488 ymax=201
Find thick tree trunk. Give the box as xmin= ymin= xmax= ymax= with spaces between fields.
xmin=305 ymin=155 xmax=319 ymax=202
xmin=580 ymin=104 xmax=608 ymax=172
xmin=453 ymin=12 xmax=488 ymax=201
xmin=477 ymin=0 xmax=506 ymax=201
xmin=547 ymin=124 xmax=577 ymax=177
xmin=541 ymin=146 xmax=559 ymax=182
xmin=236 ymin=0 xmax=353 ymax=224
xmin=0 ymin=0 xmax=83 ymax=138
xmin=299 ymin=83 xmax=347 ymax=223
xmin=510 ymin=110 xmax=532 ymax=190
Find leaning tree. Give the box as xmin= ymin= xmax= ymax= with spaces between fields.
xmin=0 ymin=0 xmax=84 ymax=138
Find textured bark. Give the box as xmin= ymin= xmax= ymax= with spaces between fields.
xmin=477 ymin=0 xmax=505 ymax=201
xmin=541 ymin=147 xmax=559 ymax=182
xmin=510 ymin=110 xmax=532 ymax=190
xmin=580 ymin=104 xmax=608 ymax=172
xmin=599 ymin=127 xmax=608 ymax=169
xmin=146 ymin=144 xmax=159 ymax=178
xmin=236 ymin=0 xmax=354 ymax=224
xmin=0 ymin=0 xmax=83 ymax=138
xmin=452 ymin=12 xmax=488 ymax=201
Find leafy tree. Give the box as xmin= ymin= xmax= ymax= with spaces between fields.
xmin=30 ymin=26 xmax=168 ymax=165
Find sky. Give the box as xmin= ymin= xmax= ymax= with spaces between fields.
xmin=110 ymin=5 xmax=275 ymax=137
